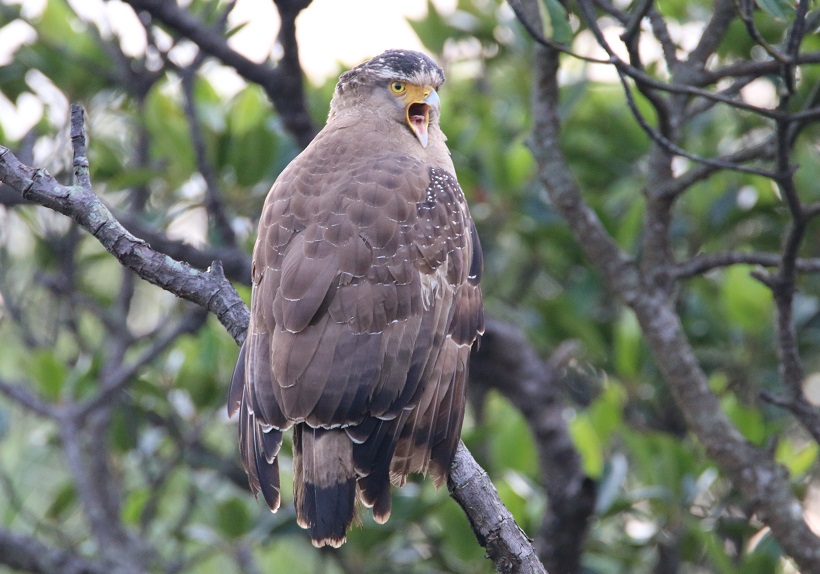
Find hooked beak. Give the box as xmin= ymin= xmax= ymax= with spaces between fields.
xmin=407 ymin=89 xmax=440 ymax=148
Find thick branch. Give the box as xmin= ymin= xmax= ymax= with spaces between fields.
xmin=0 ymin=104 xmax=543 ymax=574
xmin=471 ymin=317 xmax=593 ymax=574
xmin=0 ymin=528 xmax=108 ymax=574
xmin=530 ymin=42 xmax=820 ymax=572
xmin=116 ymin=212 xmax=252 ymax=285
xmin=449 ymin=442 xmax=548 ymax=574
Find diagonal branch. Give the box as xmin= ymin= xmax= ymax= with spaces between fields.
xmin=0 ymin=377 xmax=58 ymax=418
xmin=122 ymin=0 xmax=318 ymax=148
xmin=0 ymin=108 xmax=249 ymax=345
xmin=530 ymin=41 xmax=820 ymax=573
xmin=0 ymin=528 xmax=109 ymax=574
xmin=448 ymin=442 xmax=548 ymax=574
xmin=0 ymin=102 xmax=546 ymax=574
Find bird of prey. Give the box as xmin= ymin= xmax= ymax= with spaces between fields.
xmin=228 ymin=49 xmax=484 ymax=548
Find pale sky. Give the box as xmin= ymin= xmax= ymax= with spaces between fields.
xmin=0 ymin=0 xmax=455 ymax=138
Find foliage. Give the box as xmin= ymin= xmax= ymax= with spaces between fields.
xmin=1 ymin=0 xmax=819 ymax=572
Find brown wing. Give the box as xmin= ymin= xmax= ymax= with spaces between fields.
xmin=228 ymin=127 xmax=483 ymax=543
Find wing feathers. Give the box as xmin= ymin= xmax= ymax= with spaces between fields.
xmin=231 ymin=134 xmax=483 ymax=545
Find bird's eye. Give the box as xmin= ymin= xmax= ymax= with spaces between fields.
xmin=389 ymin=82 xmax=406 ymax=94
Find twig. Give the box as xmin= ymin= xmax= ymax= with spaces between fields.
xmin=734 ymin=0 xmax=789 ymax=65
xmin=122 ymin=0 xmax=318 ymax=148
xmin=179 ymin=57 xmax=237 ymax=247
xmin=657 ymin=138 xmax=776 ymax=199
xmin=0 ymin=377 xmax=59 ymax=418
xmin=672 ymin=252 xmax=820 ymax=279
xmin=760 ymin=392 xmax=820 ymax=445
xmin=530 ymin=40 xmax=820 ymax=573
xmin=0 ymin=135 xmax=249 ymax=344
xmin=74 ymin=307 xmax=208 ymax=421
xmin=701 ymin=53 xmax=820 ymax=84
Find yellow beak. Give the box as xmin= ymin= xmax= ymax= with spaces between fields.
xmin=405 ymin=87 xmax=440 ymax=148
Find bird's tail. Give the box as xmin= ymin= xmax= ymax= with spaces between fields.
xmin=293 ymin=425 xmax=357 ymax=548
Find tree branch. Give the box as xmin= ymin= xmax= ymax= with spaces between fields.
xmin=0 ymin=528 xmax=109 ymax=574
xmin=115 ymin=212 xmax=252 ymax=285
xmin=530 ymin=40 xmax=820 ymax=572
xmin=471 ymin=317 xmax=593 ymax=573
xmin=0 ymin=103 xmax=546 ymax=574
xmin=0 ymin=108 xmax=249 ymax=345
xmin=122 ymin=0 xmax=318 ymax=148
xmin=449 ymin=442 xmax=548 ymax=574
xmin=672 ymin=251 xmax=820 ymax=279
xmin=0 ymin=377 xmax=59 ymax=418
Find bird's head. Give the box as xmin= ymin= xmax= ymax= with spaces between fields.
xmin=329 ymin=49 xmax=445 ymax=148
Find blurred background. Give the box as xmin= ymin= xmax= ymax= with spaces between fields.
xmin=1 ymin=0 xmax=819 ymax=572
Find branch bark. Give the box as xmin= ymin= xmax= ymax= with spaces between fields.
xmin=449 ymin=442 xmax=548 ymax=574
xmin=0 ymin=110 xmax=249 ymax=345
xmin=529 ymin=39 xmax=820 ymax=572
xmin=471 ymin=318 xmax=593 ymax=573
xmin=0 ymin=528 xmax=108 ymax=574
xmin=122 ymin=0 xmax=318 ymax=148
xmin=0 ymin=104 xmax=547 ymax=574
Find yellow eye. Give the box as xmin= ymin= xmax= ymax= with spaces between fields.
xmin=389 ymin=81 xmax=406 ymax=94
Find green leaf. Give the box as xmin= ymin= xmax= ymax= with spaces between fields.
xmin=613 ymin=309 xmax=641 ymax=377
xmin=756 ymin=0 xmax=795 ymax=20
xmin=538 ymin=0 xmax=574 ymax=43
xmin=721 ymin=265 xmax=772 ymax=334
xmin=215 ymin=497 xmax=252 ymax=539
xmin=46 ymin=482 xmax=76 ymax=520
xmin=122 ymin=489 xmax=151 ymax=525
xmin=775 ymin=439 xmax=818 ymax=476
xmin=587 ymin=382 xmax=626 ymax=442
xmin=722 ymin=394 xmax=766 ymax=445
xmin=570 ymin=413 xmax=604 ymax=477
xmin=484 ymin=391 xmax=538 ymax=476
xmin=407 ymin=0 xmax=449 ymax=54
xmin=28 ymin=350 xmax=67 ymax=401
xmin=229 ymin=87 xmax=268 ymax=136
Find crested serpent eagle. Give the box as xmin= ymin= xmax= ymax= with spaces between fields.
xmin=228 ymin=49 xmax=484 ymax=548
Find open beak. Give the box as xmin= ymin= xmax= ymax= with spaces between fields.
xmin=407 ymin=89 xmax=440 ymax=148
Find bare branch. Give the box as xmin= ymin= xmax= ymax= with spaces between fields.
xmin=471 ymin=318 xmax=593 ymax=573
xmin=449 ymin=442 xmax=548 ymax=574
xmin=0 ymin=112 xmax=249 ymax=345
xmin=657 ymin=138 xmax=776 ymax=199
xmin=702 ymin=53 xmax=820 ymax=83
xmin=74 ymin=307 xmax=208 ymax=421
xmin=0 ymin=377 xmax=59 ymax=418
xmin=115 ymin=212 xmax=252 ymax=285
xmin=0 ymin=528 xmax=109 ymax=574
xmin=688 ymin=0 xmax=736 ymax=65
xmin=672 ymin=252 xmax=820 ymax=279
xmin=121 ymin=0 xmax=318 ymax=148
xmin=530 ymin=41 xmax=820 ymax=572
xmin=180 ymin=57 xmax=237 ymax=247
